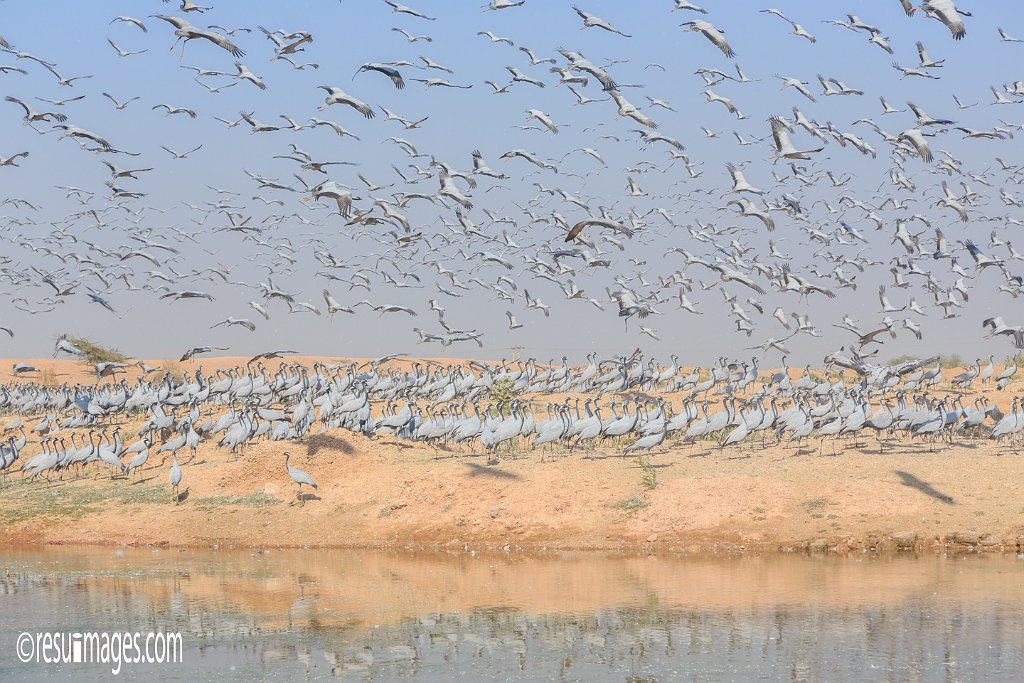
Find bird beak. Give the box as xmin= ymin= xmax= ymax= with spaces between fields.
xmin=302 ymin=196 xmax=311 ymax=201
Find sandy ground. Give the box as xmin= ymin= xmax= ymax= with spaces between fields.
xmin=1 ymin=357 xmax=1022 ymax=555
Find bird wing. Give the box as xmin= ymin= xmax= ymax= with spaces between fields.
xmin=153 ymin=14 xmax=191 ymax=30
xmin=726 ymin=162 xmax=742 ymax=185
xmin=768 ymin=116 xmax=789 ymax=152
xmin=5 ymin=96 xmax=31 ymax=117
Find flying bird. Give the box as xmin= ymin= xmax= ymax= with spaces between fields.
xmin=681 ymin=20 xmax=735 ymax=58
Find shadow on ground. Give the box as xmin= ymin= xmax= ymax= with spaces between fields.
xmin=305 ymin=433 xmax=355 ymax=457
xmin=894 ymin=470 xmax=955 ymax=504
xmin=463 ymin=462 xmax=521 ymax=479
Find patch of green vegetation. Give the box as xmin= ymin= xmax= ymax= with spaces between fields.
xmin=0 ymin=480 xmax=166 ymax=524
xmin=489 ymin=377 xmax=520 ymax=414
xmin=378 ymin=502 xmax=407 ymax=518
xmin=636 ymin=457 xmax=658 ymax=490
xmin=65 ymin=336 xmax=129 ymax=365
xmin=803 ymin=498 xmax=828 ymax=514
xmin=192 ymin=492 xmax=281 ymax=509
xmin=940 ymin=354 xmax=965 ymax=370
xmin=613 ymin=496 xmax=648 ymax=512
xmin=116 ymin=485 xmax=169 ymax=505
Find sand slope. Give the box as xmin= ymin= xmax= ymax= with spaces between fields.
xmin=1 ymin=357 xmax=1022 ymax=554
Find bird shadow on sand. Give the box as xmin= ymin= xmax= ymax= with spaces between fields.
xmin=629 ymin=459 xmax=674 ymax=469
xmin=304 ymin=433 xmax=354 ymax=457
xmin=377 ymin=438 xmax=416 ymax=450
xmin=289 ymin=492 xmax=321 ymax=506
xmin=894 ymin=470 xmax=955 ymax=505
xmin=856 ymin=441 xmax=980 ymax=456
xmin=429 ymin=446 xmax=467 ymax=460
xmin=463 ymin=462 xmax=521 ymax=479
xmin=175 ymin=488 xmax=190 ymax=504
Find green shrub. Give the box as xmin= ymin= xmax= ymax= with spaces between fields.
xmin=489 ymin=376 xmax=520 ymax=413
xmin=940 ymin=354 xmax=964 ymax=369
xmin=636 ymin=457 xmax=658 ymax=490
xmin=613 ymin=496 xmax=648 ymax=512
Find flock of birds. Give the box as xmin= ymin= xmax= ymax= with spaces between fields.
xmin=0 ymin=1 xmax=1022 ymax=365
xmin=0 ymin=346 xmax=1021 ymax=505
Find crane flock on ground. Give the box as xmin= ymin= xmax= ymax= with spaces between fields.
xmin=1 ymin=349 xmax=1022 ymax=505
xmin=2 ymin=3 xmax=1024 ymax=501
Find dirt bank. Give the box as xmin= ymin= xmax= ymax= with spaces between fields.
xmin=1 ymin=357 xmax=1022 ymax=555
xmin=2 ymin=427 xmax=1023 ymax=554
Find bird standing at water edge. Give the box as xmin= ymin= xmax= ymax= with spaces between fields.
xmin=284 ymin=451 xmax=317 ymax=506
xmin=169 ymin=453 xmax=182 ymax=504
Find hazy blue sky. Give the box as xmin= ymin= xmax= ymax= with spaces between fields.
xmin=1 ymin=1 xmax=1022 ymax=365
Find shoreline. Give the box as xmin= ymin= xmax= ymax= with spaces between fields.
xmin=7 ymin=534 xmax=1023 ymax=557
xmin=3 ymin=432 xmax=1023 ymax=557
xmin=2 ymin=357 xmax=1023 ymax=558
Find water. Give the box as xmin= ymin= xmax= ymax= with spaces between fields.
xmin=1 ymin=546 xmax=1021 ymax=682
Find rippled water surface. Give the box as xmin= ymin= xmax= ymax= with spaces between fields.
xmin=1 ymin=546 xmax=1022 ymax=681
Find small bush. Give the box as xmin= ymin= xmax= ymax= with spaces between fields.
xmin=803 ymin=498 xmax=828 ymax=513
xmin=489 ymin=376 xmax=520 ymax=414
xmin=636 ymin=457 xmax=658 ymax=490
xmin=66 ymin=336 xmax=128 ymax=364
xmin=940 ymin=354 xmax=964 ymax=369
xmin=193 ymin=492 xmax=280 ymax=509
xmin=38 ymin=367 xmax=59 ymax=387
xmin=613 ymin=496 xmax=648 ymax=512
xmin=161 ymin=359 xmax=186 ymax=381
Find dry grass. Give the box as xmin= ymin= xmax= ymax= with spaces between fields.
xmin=66 ymin=336 xmax=129 ymax=365
xmin=37 ymin=367 xmax=59 ymax=387
xmin=160 ymin=359 xmax=186 ymax=382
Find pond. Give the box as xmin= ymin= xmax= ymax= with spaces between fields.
xmin=1 ymin=546 xmax=1022 ymax=681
